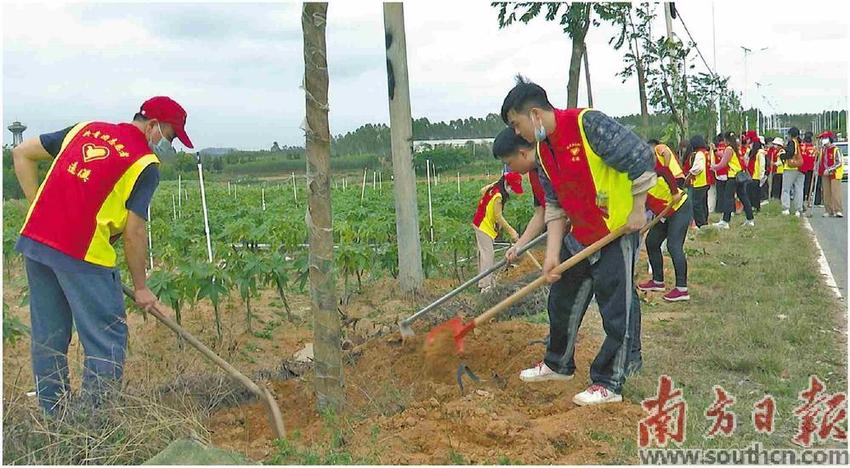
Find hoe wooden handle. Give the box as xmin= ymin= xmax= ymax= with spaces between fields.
xmin=472 ymin=204 xmax=673 ymax=328
xmin=122 ymin=285 xmax=286 ymax=439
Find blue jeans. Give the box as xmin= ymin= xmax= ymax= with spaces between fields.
xmin=25 ymin=257 xmax=127 ymax=413
xmin=543 ymin=232 xmax=641 ymax=394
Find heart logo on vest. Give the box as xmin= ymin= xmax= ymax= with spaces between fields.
xmin=82 ymin=143 xmax=110 ymax=163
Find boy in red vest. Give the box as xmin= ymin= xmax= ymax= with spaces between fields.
xmin=12 ymin=96 xmax=193 ymax=414
xmin=496 ymin=76 xmax=656 ymax=406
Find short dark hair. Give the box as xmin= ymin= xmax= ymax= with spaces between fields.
xmin=803 ymin=131 xmax=813 ymax=143
xmin=788 ymin=126 xmax=800 ymax=137
xmin=647 ymin=139 xmax=661 ymax=146
xmin=493 ymin=127 xmax=533 ymax=159
xmin=133 ymin=112 xmax=149 ymax=122
xmin=500 ymin=75 xmax=554 ymax=124
xmin=714 ymin=133 xmax=724 ymax=145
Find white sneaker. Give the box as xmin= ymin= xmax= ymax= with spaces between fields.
xmin=782 ymin=210 xmax=790 ymax=215
xmin=836 ymin=212 xmax=844 ymax=218
xmin=573 ymin=384 xmax=623 ymax=406
xmin=712 ymin=220 xmax=730 ymax=230
xmin=519 ymin=361 xmax=574 ymax=382
xmin=823 ymin=212 xmax=832 ymax=218
xmin=760 ymin=200 xmax=769 ymax=206
xmin=794 ymin=211 xmax=801 ymax=217
xmin=743 ymin=220 xmax=755 ymax=227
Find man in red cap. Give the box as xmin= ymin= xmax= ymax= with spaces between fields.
xmin=12 ymin=96 xmax=193 ymax=414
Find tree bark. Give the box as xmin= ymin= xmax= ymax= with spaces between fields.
xmin=566 ymin=4 xmax=592 ymax=108
xmin=582 ymin=45 xmax=593 ymax=107
xmin=627 ymin=9 xmax=650 ymax=137
xmin=384 ymin=3 xmax=424 ymax=293
xmin=302 ymin=1 xmax=344 ymax=412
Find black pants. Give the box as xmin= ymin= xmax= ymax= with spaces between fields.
xmin=545 ymin=233 xmax=641 ymax=393
xmin=714 ymin=180 xmax=727 ymax=213
xmin=803 ymin=171 xmax=814 ymax=202
xmin=722 ymin=178 xmax=754 ymax=222
xmin=692 ymin=186 xmax=710 ymax=227
xmin=770 ymin=174 xmax=783 ymax=199
xmin=760 ymin=179 xmax=770 ymax=202
xmin=747 ymin=180 xmax=762 ymax=212
xmin=646 ymin=198 xmax=692 ymax=288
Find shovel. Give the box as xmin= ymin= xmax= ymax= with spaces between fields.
xmin=427 ymin=204 xmax=673 ymax=354
xmin=122 ymin=285 xmax=286 ymax=439
xmin=397 ymin=232 xmax=547 ymax=338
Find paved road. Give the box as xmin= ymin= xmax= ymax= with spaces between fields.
xmin=807 ymin=181 xmax=847 ymax=298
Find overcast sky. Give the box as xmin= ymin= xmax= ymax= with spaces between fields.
xmin=3 ymin=0 xmax=848 ymax=150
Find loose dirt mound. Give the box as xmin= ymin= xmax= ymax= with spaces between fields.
xmin=207 ymin=321 xmax=644 ymax=464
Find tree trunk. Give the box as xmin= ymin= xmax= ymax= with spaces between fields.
xmin=582 ymin=45 xmax=593 ymax=107
xmin=628 ymin=10 xmax=650 ymax=138
xmin=384 ymin=3 xmax=424 ymax=293
xmin=302 ymin=1 xmax=344 ymax=412
xmin=566 ymin=4 xmax=592 ymax=108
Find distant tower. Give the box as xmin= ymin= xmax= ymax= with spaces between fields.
xmin=8 ymin=121 xmax=27 ymax=147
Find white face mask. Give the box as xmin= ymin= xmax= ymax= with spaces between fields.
xmin=149 ymin=122 xmax=176 ymax=158
xmin=822 ymin=138 xmax=830 ymax=145
xmin=529 ymin=112 xmax=546 ymax=142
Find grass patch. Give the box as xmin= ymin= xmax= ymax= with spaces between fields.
xmin=252 ymin=319 xmax=280 ymax=340
xmin=265 ymin=409 xmax=376 ymax=465
xmin=448 ymin=448 xmax=467 ymax=464
xmin=1 ymin=385 xmax=208 ymax=465
xmin=522 ymin=309 xmax=549 ymax=325
xmin=620 ymin=205 xmax=847 ymax=459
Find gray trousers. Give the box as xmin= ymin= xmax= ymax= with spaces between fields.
xmin=781 ymin=170 xmax=805 ymax=213
xmin=25 ymin=257 xmax=127 ymax=414
xmin=544 ymin=233 xmax=641 ymax=393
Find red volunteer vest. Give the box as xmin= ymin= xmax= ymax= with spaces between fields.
xmin=536 ymin=108 xmax=633 ymax=245
xmin=714 ymin=143 xmax=728 ymax=177
xmin=528 ymin=171 xmax=546 ymax=207
xmin=21 ymin=122 xmax=158 ymax=266
xmin=683 ymin=147 xmax=714 ymax=186
xmin=472 ymin=184 xmax=500 ymax=228
xmin=820 ymin=146 xmax=838 ymax=176
xmin=800 ymin=142 xmax=816 ymax=172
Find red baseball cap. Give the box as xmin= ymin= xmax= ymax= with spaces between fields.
xmin=504 ymin=172 xmax=524 ymax=194
xmin=139 ymin=96 xmax=194 ymax=148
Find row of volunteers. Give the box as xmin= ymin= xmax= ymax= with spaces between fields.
xmin=469 ymin=77 xmax=685 ymax=407
xmin=474 ymin=125 xmax=845 ymax=302
xmin=470 ymin=76 xmax=845 ymax=408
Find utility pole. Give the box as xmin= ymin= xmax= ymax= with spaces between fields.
xmin=740 ymin=45 xmax=768 ymax=131
xmin=663 ymin=2 xmax=685 ymax=141
xmin=384 ymin=3 xmax=423 ymax=293
xmin=712 ymin=2 xmax=721 ymax=135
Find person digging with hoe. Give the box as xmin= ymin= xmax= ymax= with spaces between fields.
xmin=496 ymin=76 xmax=656 ymax=406
xmin=12 ymin=96 xmax=193 ymax=414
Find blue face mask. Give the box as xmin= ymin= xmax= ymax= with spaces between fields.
xmin=530 ymin=112 xmax=546 ymax=142
xmin=150 ymin=122 xmax=177 ymax=158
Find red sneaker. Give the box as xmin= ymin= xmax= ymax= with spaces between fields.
xmin=663 ymin=288 xmax=690 ymax=302
xmin=637 ymin=280 xmax=665 ymax=292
